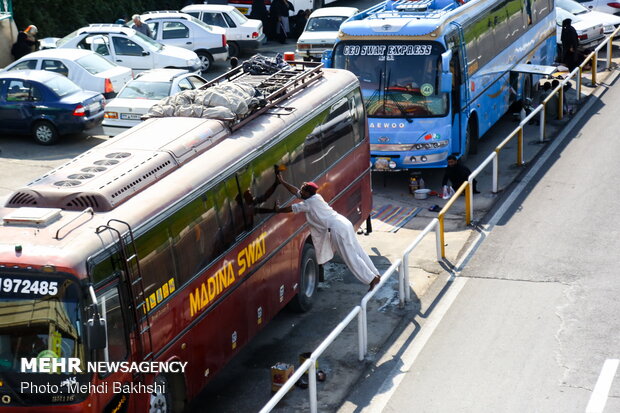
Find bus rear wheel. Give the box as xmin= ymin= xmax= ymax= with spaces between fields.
xmin=288 ymin=243 xmax=319 ymax=313
xmin=462 ymin=119 xmax=478 ymax=161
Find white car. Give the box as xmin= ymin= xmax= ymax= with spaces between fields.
xmin=569 ymin=0 xmax=620 ymax=16
xmin=296 ymin=7 xmax=358 ymax=61
xmin=557 ymin=0 xmax=620 ymax=35
xmin=102 ymin=68 xmax=208 ymax=136
xmin=3 ymin=49 xmax=132 ymax=98
xmin=556 ymin=7 xmax=605 ymax=51
xmin=181 ymin=4 xmax=265 ymax=57
xmin=139 ymin=11 xmax=228 ymax=72
xmin=41 ymin=24 xmax=201 ymax=73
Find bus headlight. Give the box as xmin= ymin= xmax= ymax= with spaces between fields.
xmin=414 ymin=140 xmax=449 ymax=150
xmin=388 ymin=161 xmax=397 ymax=169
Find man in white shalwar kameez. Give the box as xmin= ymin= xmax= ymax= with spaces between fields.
xmin=275 ymin=176 xmax=381 ymax=291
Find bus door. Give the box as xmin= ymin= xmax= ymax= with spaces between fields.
xmin=448 ymin=23 xmax=470 ymax=156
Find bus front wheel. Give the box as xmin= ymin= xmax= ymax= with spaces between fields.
xmin=289 ymin=243 xmax=319 ymax=313
xmin=150 ymin=374 xmax=185 ymax=413
xmin=462 ymin=119 xmax=478 ymax=161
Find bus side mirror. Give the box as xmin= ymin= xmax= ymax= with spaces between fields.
xmin=321 ymin=49 xmax=333 ymax=68
xmin=87 ymin=315 xmax=107 ymax=350
xmin=440 ymin=72 xmax=453 ymax=93
xmin=441 ymin=49 xmax=452 ymax=72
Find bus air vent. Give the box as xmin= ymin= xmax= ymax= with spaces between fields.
xmin=6 ymin=192 xmax=37 ymax=206
xmin=67 ymin=173 xmax=95 ymax=180
xmin=106 ymin=152 xmax=131 ymax=159
xmin=54 ymin=180 xmax=82 ymax=187
xmin=94 ymin=159 xmax=119 ymax=166
xmin=81 ymin=167 xmax=107 ymax=173
xmin=65 ymin=195 xmax=100 ymax=209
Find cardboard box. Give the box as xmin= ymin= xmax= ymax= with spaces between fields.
xmin=271 ymin=362 xmax=294 ymax=392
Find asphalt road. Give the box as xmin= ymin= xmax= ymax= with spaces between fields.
xmin=371 ymin=66 xmax=620 ymax=413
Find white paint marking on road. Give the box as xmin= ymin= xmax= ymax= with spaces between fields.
xmin=585 ymin=359 xmax=619 ymax=413
xmin=363 ymin=73 xmax=619 ymax=413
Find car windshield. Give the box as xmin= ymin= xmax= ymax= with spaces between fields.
xmin=132 ymin=31 xmax=163 ymax=52
xmin=334 ymin=42 xmax=448 ymax=118
xmin=75 ymin=53 xmax=116 ymax=74
xmin=56 ymin=29 xmax=81 ymax=48
xmin=306 ymin=16 xmax=348 ymax=32
xmin=44 ymin=75 xmax=82 ymax=97
xmin=118 ymin=80 xmax=171 ymax=99
xmin=0 ymin=273 xmax=86 ymax=374
xmin=557 ymin=0 xmax=589 ymax=15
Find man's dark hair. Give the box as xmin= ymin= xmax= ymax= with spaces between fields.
xmin=447 ymin=154 xmax=458 ymax=161
xmin=302 ymin=184 xmax=317 ymax=196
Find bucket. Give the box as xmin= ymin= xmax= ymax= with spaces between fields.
xmin=414 ymin=189 xmax=431 ymax=200
xmin=299 ymin=352 xmax=318 ymax=375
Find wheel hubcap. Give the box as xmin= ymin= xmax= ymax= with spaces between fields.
xmin=36 ymin=126 xmax=53 ymax=143
xmin=149 ymin=390 xmax=167 ymax=413
xmin=302 ymin=258 xmax=317 ymax=297
xmin=199 ymin=56 xmax=210 ymax=72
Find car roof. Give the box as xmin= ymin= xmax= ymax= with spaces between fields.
xmin=308 ymin=7 xmax=359 ymax=18
xmin=182 ymin=4 xmax=237 ymax=12
xmin=141 ymin=11 xmax=194 ymax=20
xmin=14 ymin=48 xmax=96 ymax=60
xmin=0 ymin=70 xmax=64 ymax=82
xmin=78 ymin=24 xmax=137 ymax=35
xmin=133 ymin=68 xmax=190 ymax=82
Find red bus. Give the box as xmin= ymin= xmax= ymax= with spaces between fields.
xmin=0 ymin=62 xmax=371 ymax=412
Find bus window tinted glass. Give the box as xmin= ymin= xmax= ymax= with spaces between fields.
xmin=97 ymin=287 xmax=128 ymax=364
xmin=286 ymin=110 xmax=327 ymax=182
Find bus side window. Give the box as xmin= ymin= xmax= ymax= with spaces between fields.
xmin=97 ymin=287 xmax=128 ymax=365
xmin=319 ymin=98 xmax=356 ymax=167
xmin=169 ymin=196 xmax=225 ymax=285
xmin=135 ymin=220 xmax=177 ymax=303
xmin=287 ymin=111 xmax=327 ymax=182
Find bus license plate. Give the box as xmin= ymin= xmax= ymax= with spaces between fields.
xmin=121 ymin=113 xmax=142 ymax=120
xmin=374 ymin=158 xmax=390 ymax=170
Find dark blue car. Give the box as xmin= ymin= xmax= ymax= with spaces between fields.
xmin=0 ymin=70 xmax=105 ymax=145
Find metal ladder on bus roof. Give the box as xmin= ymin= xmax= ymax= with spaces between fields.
xmin=95 ymin=219 xmax=153 ymax=363
xmin=200 ymin=60 xmax=325 ymax=132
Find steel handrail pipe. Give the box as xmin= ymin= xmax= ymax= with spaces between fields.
xmin=360 ymin=259 xmax=402 ymax=357
xmin=400 ymin=218 xmax=440 ymax=302
xmin=437 ymin=181 xmax=469 ymax=258
xmin=259 ymin=358 xmax=314 ymax=413
xmin=308 ymin=306 xmax=361 ymax=413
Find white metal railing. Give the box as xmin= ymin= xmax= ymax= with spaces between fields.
xmin=259 ymin=29 xmax=620 ymax=413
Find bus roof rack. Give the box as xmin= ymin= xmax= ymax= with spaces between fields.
xmin=200 ymin=60 xmax=325 ymax=132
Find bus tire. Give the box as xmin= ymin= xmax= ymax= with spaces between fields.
xmin=288 ymin=243 xmax=319 ymax=313
xmin=462 ymin=118 xmax=478 ymax=161
xmin=150 ymin=374 xmax=186 ymax=413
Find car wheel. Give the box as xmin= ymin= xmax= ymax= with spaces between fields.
xmin=197 ymin=51 xmax=213 ymax=73
xmin=228 ymin=41 xmax=240 ymax=58
xmin=288 ymin=243 xmax=319 ymax=313
xmin=32 ymin=121 xmax=58 ymax=145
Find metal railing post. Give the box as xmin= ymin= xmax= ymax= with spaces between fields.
xmin=358 ymin=310 xmax=364 ymax=361
xmin=403 ymin=254 xmax=411 ymax=302
xmin=577 ymin=66 xmax=582 ymax=103
xmin=398 ymin=260 xmax=405 ymax=307
xmin=493 ymin=149 xmax=499 ymax=193
xmin=539 ymin=104 xmax=545 ymax=142
xmin=434 ymin=220 xmax=442 ymax=261
xmin=592 ymin=51 xmax=597 ymax=85
xmin=468 ymin=177 xmax=474 ymax=222
xmin=607 ymin=36 xmax=613 ymax=70
xmin=309 ymin=360 xmax=318 ymax=413
xmin=361 ymin=301 xmax=368 ymax=354
xmin=517 ymin=126 xmax=524 ymax=165
xmin=465 ymin=182 xmax=472 ymax=225
xmin=558 ymin=86 xmax=564 ymax=121
xmin=438 ymin=214 xmax=445 ymax=258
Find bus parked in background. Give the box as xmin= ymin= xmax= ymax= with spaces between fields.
xmin=324 ymin=0 xmax=556 ymax=170
xmin=0 ymin=62 xmax=370 ymax=412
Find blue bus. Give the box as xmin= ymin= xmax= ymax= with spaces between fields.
xmin=323 ymin=0 xmax=556 ymax=169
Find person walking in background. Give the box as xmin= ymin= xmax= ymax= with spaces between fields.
xmin=132 ymin=14 xmax=153 ymax=38
xmin=561 ymin=18 xmax=579 ymax=72
xmin=270 ymin=0 xmax=294 ymax=43
xmin=442 ymin=154 xmax=479 ymax=194
xmin=274 ymin=175 xmax=381 ymax=292
xmin=249 ymin=0 xmax=269 ymax=39
xmin=11 ymin=25 xmax=39 ymax=60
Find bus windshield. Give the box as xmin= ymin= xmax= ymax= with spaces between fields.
xmin=0 ymin=273 xmax=86 ymax=374
xmin=333 ymin=42 xmax=448 ymax=118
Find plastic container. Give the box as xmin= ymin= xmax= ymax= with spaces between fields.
xmin=414 ymin=188 xmax=431 ymax=199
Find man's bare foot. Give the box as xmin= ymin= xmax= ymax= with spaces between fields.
xmin=368 ymin=275 xmax=380 ymax=292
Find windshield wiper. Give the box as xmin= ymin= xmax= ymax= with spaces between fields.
xmin=384 ymin=70 xmax=414 ymax=123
